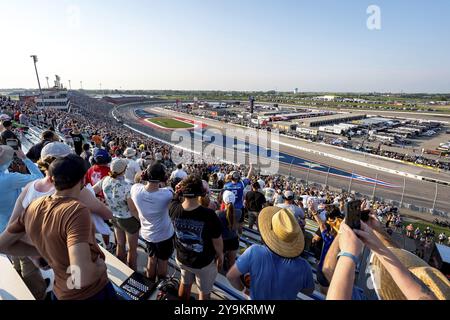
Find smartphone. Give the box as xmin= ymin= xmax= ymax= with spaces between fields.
xmin=344 ymin=200 xmax=362 ymax=229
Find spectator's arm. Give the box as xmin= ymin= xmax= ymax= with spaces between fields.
xmin=327 ymin=250 xmax=356 ymax=300
xmin=354 ymin=223 xmax=436 ymax=300
xmin=79 ymin=188 xmax=113 ymax=220
xmin=212 ymin=236 xmax=224 ymax=270
xmin=322 ymin=234 xmax=341 ymax=283
xmin=0 ymin=217 xmax=39 ymax=257
xmin=92 ymin=178 xmax=103 ymax=195
xmin=327 ymin=224 xmax=363 ymax=300
xmin=127 ymin=198 xmax=139 ymax=219
xmin=246 ymin=163 xmax=253 ymax=180
xmin=7 ymin=183 xmax=29 ymax=225
xmin=226 ymin=264 xmax=245 ymax=291
xmin=8 ymin=156 xmax=44 ymax=189
xmin=0 ymin=238 xmax=40 ymax=257
xmin=311 ymin=210 xmax=327 ymax=233
xmin=68 ymin=243 xmax=107 ymax=288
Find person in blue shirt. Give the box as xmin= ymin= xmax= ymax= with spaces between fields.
xmin=223 ymin=165 xmax=252 ymax=233
xmin=226 ymin=207 xmax=314 ymax=300
xmin=0 ymin=146 xmax=44 ymax=232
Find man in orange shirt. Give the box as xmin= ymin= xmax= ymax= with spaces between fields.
xmin=1 ymin=155 xmax=115 ymax=300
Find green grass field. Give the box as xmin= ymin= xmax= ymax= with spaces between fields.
xmin=147 ymin=117 xmax=194 ymax=129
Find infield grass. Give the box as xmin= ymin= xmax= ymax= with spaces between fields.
xmin=146 ymin=117 xmax=194 ymax=129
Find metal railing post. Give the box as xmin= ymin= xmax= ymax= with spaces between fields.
xmin=325 ymin=165 xmax=331 ymax=187
xmin=399 ymin=176 xmax=406 ymax=208
xmin=432 ymin=182 xmax=438 ymax=212
xmin=306 ymin=162 xmax=312 ymax=186
xmin=372 ymin=173 xmax=378 ymax=200
xmin=288 ymin=158 xmax=294 ymax=177
xmin=348 ymin=170 xmax=354 ymax=193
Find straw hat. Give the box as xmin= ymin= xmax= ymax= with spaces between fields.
xmin=123 ymin=148 xmax=136 ymax=158
xmin=410 ymin=266 xmax=450 ymax=300
xmin=258 ymin=207 xmax=305 ymax=258
xmin=370 ymin=248 xmax=450 ymax=300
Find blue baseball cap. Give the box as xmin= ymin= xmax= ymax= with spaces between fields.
xmin=93 ymin=148 xmax=111 ymax=162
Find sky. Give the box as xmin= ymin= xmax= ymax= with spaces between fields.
xmin=0 ymin=0 xmax=449 ymax=93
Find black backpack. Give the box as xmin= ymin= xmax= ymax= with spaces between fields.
xmin=156 ymin=278 xmax=180 ymax=301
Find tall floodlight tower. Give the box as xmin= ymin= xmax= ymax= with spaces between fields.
xmin=30 ymin=55 xmax=43 ymax=97
xmin=249 ymin=96 xmax=255 ymax=114
xmin=68 ymin=80 xmax=72 ymax=90
xmin=46 ymin=76 xmax=50 ymax=88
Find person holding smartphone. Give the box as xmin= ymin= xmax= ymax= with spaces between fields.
xmin=0 ymin=146 xmax=44 ymax=233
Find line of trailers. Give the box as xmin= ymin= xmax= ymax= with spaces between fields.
xmin=369 ymin=122 xmax=441 ymax=144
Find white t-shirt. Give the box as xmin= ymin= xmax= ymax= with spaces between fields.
xmin=263 ymin=187 xmax=275 ymax=203
xmin=170 ymin=168 xmax=188 ymax=181
xmin=130 ymin=184 xmax=174 ymax=243
xmin=275 ymin=203 xmax=305 ymax=220
xmin=125 ymin=158 xmax=141 ymax=183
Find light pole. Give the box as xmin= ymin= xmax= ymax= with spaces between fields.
xmin=45 ymin=76 xmax=50 ymax=88
xmin=68 ymin=80 xmax=72 ymax=90
xmin=30 ymin=54 xmax=44 ymax=106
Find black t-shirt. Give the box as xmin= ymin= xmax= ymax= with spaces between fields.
xmin=245 ymin=191 xmax=267 ymax=212
xmin=1 ymin=129 xmax=19 ymax=145
xmin=169 ymin=200 xmax=222 ymax=269
xmin=70 ymin=133 xmax=84 ymax=153
xmin=26 ymin=140 xmax=50 ymax=162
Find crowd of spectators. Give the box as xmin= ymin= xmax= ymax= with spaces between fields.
xmin=0 ymin=94 xmax=449 ymax=301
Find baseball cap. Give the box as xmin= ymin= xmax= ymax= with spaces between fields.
xmin=110 ymin=158 xmax=128 ymax=175
xmin=41 ymin=142 xmax=73 ymax=159
xmin=231 ymin=171 xmax=241 ymax=181
xmin=94 ymin=148 xmax=110 ymax=161
xmin=283 ymin=190 xmax=294 ymax=200
xmin=222 ymin=190 xmax=236 ymax=205
xmin=0 ymin=145 xmax=14 ymax=166
xmin=49 ymin=154 xmax=88 ymax=191
xmin=0 ymin=114 xmax=11 ymax=121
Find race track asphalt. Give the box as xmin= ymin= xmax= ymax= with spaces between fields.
xmin=116 ymin=103 xmax=450 ymax=216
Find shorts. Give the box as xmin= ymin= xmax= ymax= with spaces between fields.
xmin=144 ymin=236 xmax=174 ymax=260
xmin=247 ymin=211 xmax=259 ymax=227
xmin=223 ymin=237 xmax=240 ymax=252
xmin=112 ymin=216 xmax=140 ymax=235
xmin=176 ymin=259 xmax=217 ymax=295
